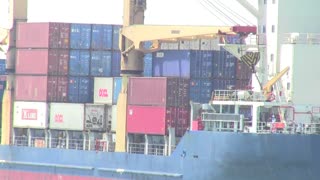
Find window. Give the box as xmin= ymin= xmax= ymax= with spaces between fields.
xmin=263 ymin=25 xmax=266 ymax=33
xmin=272 ymin=0 xmax=276 ymax=4
xmin=287 ymin=83 xmax=290 ymax=90
xmin=272 ymin=25 xmax=275 ymax=33
xmin=270 ymin=54 xmax=274 ymax=62
xmin=264 ymin=0 xmax=267 ymax=4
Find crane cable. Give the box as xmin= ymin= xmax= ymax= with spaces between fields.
xmin=202 ymin=0 xmax=238 ymax=25
xmin=197 ymin=0 xmax=230 ymax=25
xmin=211 ymin=0 xmax=254 ymax=26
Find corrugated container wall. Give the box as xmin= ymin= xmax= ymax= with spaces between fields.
xmin=236 ymin=61 xmax=252 ymax=80
xmin=91 ymin=24 xmax=113 ymax=50
xmin=143 ymin=53 xmax=152 ymax=77
xmin=16 ymin=22 xmax=70 ymax=48
xmin=93 ymin=77 xmax=114 ymax=104
xmin=15 ymin=76 xmax=48 ymax=101
xmin=70 ymin=24 xmax=91 ymax=49
xmin=112 ymin=25 xmax=121 ymax=50
xmin=68 ymin=77 xmax=93 ymax=103
xmin=49 ymin=103 xmax=84 ymax=130
xmin=152 ymin=50 xmax=190 ymax=78
xmin=236 ymin=79 xmax=252 ymax=90
xmin=13 ymin=101 xmax=48 ymax=129
xmin=189 ymin=78 xmax=213 ymax=104
xmin=190 ymin=50 xmax=213 ymax=78
xmin=212 ymin=79 xmax=236 ymax=90
xmin=113 ymin=77 xmax=122 ymax=104
xmin=174 ymin=107 xmax=190 ymax=137
xmin=212 ymin=50 xmax=236 ymax=79
xmin=69 ymin=50 xmax=90 ymax=76
xmin=128 ymin=77 xmax=189 ymax=107
xmin=47 ymin=76 xmax=68 ymax=102
xmin=0 ymin=59 xmax=6 ymax=75
xmin=85 ymin=104 xmax=112 ymax=132
xmin=16 ymin=49 xmax=69 ymax=75
xmin=90 ymin=51 xmax=112 ymax=77
xmin=111 ymin=51 xmax=121 ymax=77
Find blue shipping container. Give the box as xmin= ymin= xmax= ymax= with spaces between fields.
xmin=0 ymin=59 xmax=6 ymax=75
xmin=90 ymin=51 xmax=112 ymax=77
xmin=112 ymin=51 xmax=121 ymax=77
xmin=212 ymin=50 xmax=236 ymax=79
xmin=212 ymin=79 xmax=236 ymax=90
xmin=0 ymin=76 xmax=6 ymax=102
xmin=112 ymin=25 xmax=122 ymax=50
xmin=68 ymin=77 xmax=93 ymax=103
xmin=152 ymin=50 xmax=190 ymax=78
xmin=190 ymin=50 xmax=213 ymax=78
xmin=143 ymin=53 xmax=152 ymax=77
xmin=70 ymin=24 xmax=92 ymax=49
xmin=69 ymin=50 xmax=90 ymax=76
xmin=189 ymin=78 xmax=213 ymax=104
xmin=113 ymin=77 xmax=122 ymax=104
xmin=91 ymin=24 xmax=113 ymax=50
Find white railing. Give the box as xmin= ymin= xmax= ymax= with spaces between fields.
xmin=281 ymin=33 xmax=320 ymax=44
xmin=148 ymin=144 xmax=166 ymax=156
xmin=128 ymin=143 xmax=145 ymax=154
xmin=212 ymin=90 xmax=266 ymax=102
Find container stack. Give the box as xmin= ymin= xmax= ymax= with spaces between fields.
xmin=127 ymin=77 xmax=190 ymax=137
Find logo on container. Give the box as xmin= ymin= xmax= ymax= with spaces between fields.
xmin=21 ymin=109 xmax=38 ymax=120
xmin=99 ymin=88 xmax=108 ymax=97
xmin=55 ymin=114 xmax=64 ymax=123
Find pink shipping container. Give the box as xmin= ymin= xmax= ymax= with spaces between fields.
xmin=236 ymin=61 xmax=252 ymax=80
xmin=47 ymin=76 xmax=68 ymax=102
xmin=128 ymin=77 xmax=189 ymax=107
xmin=16 ymin=22 xmax=70 ymax=48
xmin=127 ymin=105 xmax=190 ymax=135
xmin=15 ymin=76 xmax=48 ymax=101
xmin=16 ymin=49 xmax=69 ymax=75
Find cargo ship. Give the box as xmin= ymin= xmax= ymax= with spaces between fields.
xmin=1 ymin=0 xmax=320 ymax=179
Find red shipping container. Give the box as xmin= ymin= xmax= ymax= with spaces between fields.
xmin=236 ymin=61 xmax=252 ymax=80
xmin=15 ymin=76 xmax=48 ymax=101
xmin=47 ymin=76 xmax=68 ymax=102
xmin=16 ymin=22 xmax=70 ymax=48
xmin=235 ymin=79 xmax=252 ymax=90
xmin=127 ymin=105 xmax=178 ymax=135
xmin=16 ymin=49 xmax=69 ymax=75
xmin=128 ymin=77 xmax=189 ymax=107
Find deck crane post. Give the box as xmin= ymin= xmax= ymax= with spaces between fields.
xmin=115 ymin=0 xmax=256 ymax=152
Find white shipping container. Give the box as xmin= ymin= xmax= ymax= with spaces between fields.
xmin=94 ymin=77 xmax=114 ymax=104
xmin=13 ymin=101 xmax=48 ymax=129
xmin=160 ymin=42 xmax=179 ymax=50
xmin=179 ymin=40 xmax=200 ymax=50
xmin=200 ymin=39 xmax=220 ymax=51
xmin=111 ymin=105 xmax=117 ymax=132
xmin=49 ymin=103 xmax=84 ymax=130
xmin=84 ymin=104 xmax=113 ymax=131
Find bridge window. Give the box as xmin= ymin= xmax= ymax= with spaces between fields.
xmin=272 ymin=25 xmax=275 ymax=33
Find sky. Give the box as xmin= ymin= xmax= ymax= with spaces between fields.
xmin=27 ymin=0 xmax=257 ymax=26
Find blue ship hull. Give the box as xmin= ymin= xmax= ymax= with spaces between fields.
xmin=0 ymin=131 xmax=319 ymax=180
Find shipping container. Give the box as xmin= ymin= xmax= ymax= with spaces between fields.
xmin=212 ymin=50 xmax=237 ymax=79
xmin=200 ymin=39 xmax=220 ymax=51
xmin=47 ymin=76 xmax=68 ymax=102
xmin=70 ymin=23 xmax=91 ymax=49
xmin=16 ymin=22 xmax=70 ymax=48
xmin=6 ymin=48 xmax=16 ymax=70
xmin=91 ymin=24 xmax=113 ymax=50
xmin=112 ymin=25 xmax=121 ymax=50
xmin=49 ymin=103 xmax=84 ymax=130
xmin=0 ymin=76 xmax=6 ymax=102
xmin=111 ymin=50 xmax=121 ymax=77
xmin=90 ymin=51 xmax=112 ymax=77
xmin=16 ymin=49 xmax=69 ymax=75
xmin=69 ymin=50 xmax=90 ymax=76
xmin=113 ymin=77 xmax=122 ymax=104
xmin=8 ymin=19 xmax=27 ymax=47
xmin=143 ymin=53 xmax=152 ymax=77
xmin=93 ymin=77 xmax=113 ymax=104
xmin=13 ymin=101 xmax=48 ymax=129
xmin=160 ymin=42 xmax=179 ymax=50
xmin=175 ymin=107 xmax=190 ymax=137
xmin=189 ymin=78 xmax=213 ymax=104
xmin=85 ymin=104 xmax=112 ymax=131
xmin=236 ymin=79 xmax=252 ymax=90
xmin=111 ymin=105 xmax=117 ymax=132
xmin=128 ymin=77 xmax=189 ymax=107
xmin=127 ymin=105 xmax=176 ymax=135
xmin=152 ymin=50 xmax=191 ymax=78
xmin=68 ymin=77 xmax=93 ymax=103
xmin=15 ymin=76 xmax=48 ymax=101
xmin=236 ymin=61 xmax=252 ymax=80
xmin=190 ymin=50 xmax=214 ymax=78
xmin=212 ymin=79 xmax=236 ymax=90
xmin=179 ymin=40 xmax=200 ymax=50
xmin=0 ymin=59 xmax=6 ymax=75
